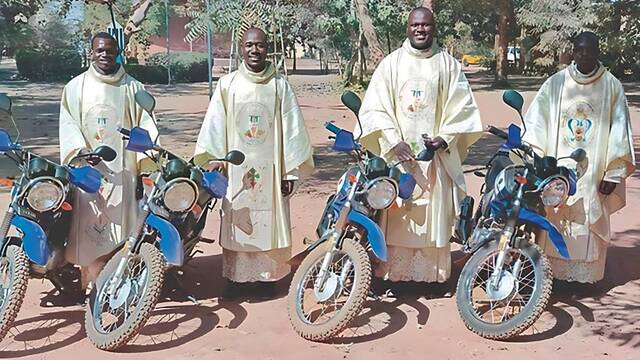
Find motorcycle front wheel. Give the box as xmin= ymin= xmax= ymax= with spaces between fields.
xmin=85 ymin=242 xmax=166 ymax=351
xmin=456 ymin=240 xmax=552 ymax=339
xmin=287 ymin=237 xmax=371 ymax=341
xmin=0 ymin=244 xmax=29 ymax=341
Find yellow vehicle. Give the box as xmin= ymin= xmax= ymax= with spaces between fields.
xmin=462 ymin=54 xmax=484 ymax=66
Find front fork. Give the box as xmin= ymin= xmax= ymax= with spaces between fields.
xmin=106 ymin=205 xmax=150 ymax=296
xmin=490 ymin=169 xmax=529 ymax=291
xmin=315 ymin=172 xmax=361 ymax=292
xmin=0 ymin=208 xmax=15 ymax=256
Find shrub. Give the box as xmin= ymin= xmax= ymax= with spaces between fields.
xmin=147 ymin=51 xmax=210 ymax=83
xmin=15 ymin=48 xmax=83 ymax=81
xmin=124 ymin=64 xmax=169 ymax=84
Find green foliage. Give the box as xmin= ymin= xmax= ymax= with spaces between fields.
xmin=147 ymin=51 xmax=209 ymax=82
xmin=124 ymin=63 xmax=168 ymax=84
xmin=15 ymin=47 xmax=82 ymax=81
xmin=518 ymin=0 xmax=597 ymax=68
xmin=593 ymin=0 xmax=640 ymax=79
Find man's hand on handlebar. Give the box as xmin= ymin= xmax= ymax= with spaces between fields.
xmin=422 ymin=134 xmax=448 ymax=150
xmin=393 ymin=142 xmax=415 ymax=162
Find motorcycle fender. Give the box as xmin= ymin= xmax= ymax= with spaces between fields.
xmin=286 ymin=234 xmax=333 ymax=266
xmin=146 ymin=213 xmax=183 ymax=266
xmin=518 ymin=208 xmax=570 ymax=258
xmin=11 ymin=215 xmax=49 ymax=266
xmin=347 ymin=211 xmax=387 ymax=262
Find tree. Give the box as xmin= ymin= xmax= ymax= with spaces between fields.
xmin=494 ymin=0 xmax=510 ymax=86
xmin=353 ymin=0 xmax=385 ymax=67
xmin=518 ymin=0 xmax=597 ymax=70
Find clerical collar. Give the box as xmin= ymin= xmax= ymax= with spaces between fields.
xmin=568 ymin=61 xmax=605 ymax=85
xmin=239 ymin=61 xmax=276 ymax=84
xmin=402 ymin=38 xmax=440 ymax=59
xmin=89 ymin=63 xmax=126 ymax=84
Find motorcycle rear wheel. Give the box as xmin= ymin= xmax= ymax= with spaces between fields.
xmin=0 ymin=244 xmax=29 ymax=342
xmin=85 ymin=243 xmax=165 ymax=350
xmin=287 ymin=237 xmax=371 ymax=341
xmin=456 ymin=241 xmax=552 ymax=339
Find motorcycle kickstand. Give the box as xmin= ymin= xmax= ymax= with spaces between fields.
xmin=167 ymin=269 xmax=199 ymax=305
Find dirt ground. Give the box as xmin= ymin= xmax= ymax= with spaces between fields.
xmin=0 ymin=58 xmax=639 ymax=359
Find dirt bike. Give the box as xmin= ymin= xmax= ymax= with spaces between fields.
xmin=0 ymin=93 xmax=116 ymax=341
xmin=83 ymin=90 xmax=244 ymax=351
xmin=453 ymin=90 xmax=586 ymax=339
xmin=286 ymin=91 xmax=434 ymax=341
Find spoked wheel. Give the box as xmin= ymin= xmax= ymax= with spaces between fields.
xmin=0 ymin=244 xmax=29 ymax=342
xmin=85 ymin=243 xmax=166 ymax=351
xmin=287 ymin=237 xmax=371 ymax=341
xmin=456 ymin=241 xmax=552 ymax=339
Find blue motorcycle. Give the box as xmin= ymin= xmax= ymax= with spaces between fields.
xmin=84 ymin=90 xmax=244 ymax=351
xmin=0 ymin=94 xmax=115 ymax=341
xmin=286 ymin=91 xmax=432 ymax=341
xmin=453 ymin=90 xmax=586 ymax=339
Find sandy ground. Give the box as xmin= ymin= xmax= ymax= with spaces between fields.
xmin=0 ymin=58 xmax=639 ymax=359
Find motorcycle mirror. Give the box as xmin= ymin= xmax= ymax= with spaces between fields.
xmin=0 ymin=94 xmax=11 ymax=115
xmin=93 ymin=145 xmax=117 ymax=162
xmin=416 ymin=148 xmax=434 ymax=162
xmin=224 ymin=150 xmax=245 ymax=166
xmin=341 ymin=91 xmax=362 ymax=116
xmin=569 ymin=148 xmax=587 ymax=163
xmin=502 ymin=90 xmax=524 ymax=114
xmin=135 ymin=90 xmax=156 ymax=115
xmin=0 ymin=128 xmax=13 ymax=152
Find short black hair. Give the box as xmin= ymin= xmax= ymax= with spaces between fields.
xmin=91 ymin=32 xmax=118 ymax=49
xmin=573 ymin=31 xmax=599 ymax=48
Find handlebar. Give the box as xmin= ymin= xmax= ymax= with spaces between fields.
xmin=118 ymin=127 xmax=131 ymax=137
xmin=324 ymin=122 xmax=341 ymax=135
xmin=487 ymin=126 xmax=508 ymax=140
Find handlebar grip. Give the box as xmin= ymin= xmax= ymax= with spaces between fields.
xmin=487 ymin=126 xmax=508 ymax=140
xmin=118 ymin=127 xmax=131 ymax=136
xmin=324 ymin=122 xmax=341 ymax=135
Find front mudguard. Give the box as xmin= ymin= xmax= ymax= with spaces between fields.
xmin=288 ymin=209 xmax=387 ymax=266
xmin=518 ymin=208 xmax=569 ymax=258
xmin=10 ymin=215 xmax=49 ymax=266
xmin=146 ymin=213 xmax=183 ymax=266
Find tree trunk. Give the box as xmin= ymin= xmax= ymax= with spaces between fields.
xmin=493 ymin=0 xmax=509 ymax=87
xmin=123 ymin=0 xmax=154 ymax=40
xmin=386 ymin=31 xmax=391 ymax=54
xmin=519 ymin=28 xmax=526 ymax=74
xmin=421 ymin=0 xmax=435 ymax=11
xmin=293 ymin=47 xmax=297 ymax=72
xmin=353 ymin=0 xmax=385 ymax=67
xmin=345 ymin=51 xmax=358 ymax=84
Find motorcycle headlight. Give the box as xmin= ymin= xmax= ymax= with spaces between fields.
xmin=365 ymin=178 xmax=397 ymax=210
xmin=26 ymin=180 xmax=64 ymax=212
xmin=163 ymin=179 xmax=198 ymax=213
xmin=541 ymin=178 xmax=568 ymax=207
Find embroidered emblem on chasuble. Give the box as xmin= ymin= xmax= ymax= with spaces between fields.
xmin=562 ymin=101 xmax=595 ymax=147
xmin=236 ymin=102 xmax=272 ymax=146
xmin=399 ymin=79 xmax=434 ymax=120
xmin=84 ymin=104 xmax=121 ymax=143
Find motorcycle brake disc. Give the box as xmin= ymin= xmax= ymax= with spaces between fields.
xmin=486 ymin=271 xmax=517 ymax=301
xmin=314 ymin=272 xmax=340 ymax=302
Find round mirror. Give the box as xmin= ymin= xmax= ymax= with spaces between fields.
xmin=570 ymin=148 xmax=587 ymax=163
xmin=341 ymin=91 xmax=362 ymax=116
xmin=0 ymin=94 xmax=12 ymax=115
xmin=94 ymin=145 xmax=117 ymax=162
xmin=225 ymin=150 xmax=245 ymax=166
xmin=134 ymin=90 xmax=156 ymax=115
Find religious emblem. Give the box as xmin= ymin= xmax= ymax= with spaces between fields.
xmin=399 ymin=79 xmax=432 ymax=120
xmin=563 ymin=101 xmax=595 ymax=147
xmin=237 ymin=103 xmax=271 ymax=146
xmin=243 ymin=168 xmax=261 ymax=189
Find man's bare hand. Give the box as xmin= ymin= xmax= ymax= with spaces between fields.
xmin=393 ymin=142 xmax=415 ymax=162
xmin=205 ymin=161 xmax=224 ymax=171
xmin=599 ymin=180 xmax=617 ymax=195
xmin=422 ymin=134 xmax=448 ymax=150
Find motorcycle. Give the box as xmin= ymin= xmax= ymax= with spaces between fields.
xmin=84 ymin=90 xmax=245 ymax=351
xmin=0 ymin=94 xmax=116 ymax=341
xmin=286 ymin=91 xmax=434 ymax=341
xmin=453 ymin=90 xmax=586 ymax=339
